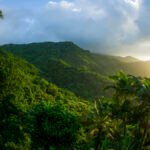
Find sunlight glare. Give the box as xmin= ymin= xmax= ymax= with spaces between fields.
xmin=124 ymin=0 xmax=140 ymax=9
xmin=137 ymin=56 xmax=150 ymax=61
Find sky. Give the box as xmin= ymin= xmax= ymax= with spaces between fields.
xmin=0 ymin=0 xmax=150 ymax=60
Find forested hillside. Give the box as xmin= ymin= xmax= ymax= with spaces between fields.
xmin=0 ymin=48 xmax=150 ymax=149
xmin=0 ymin=49 xmax=92 ymax=149
xmin=0 ymin=46 xmax=150 ymax=150
xmin=2 ymin=42 xmax=150 ymax=100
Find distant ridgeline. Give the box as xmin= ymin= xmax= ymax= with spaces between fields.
xmin=1 ymin=41 xmax=150 ymax=100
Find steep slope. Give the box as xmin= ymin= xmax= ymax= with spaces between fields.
xmin=0 ymin=49 xmax=91 ymax=149
xmin=0 ymin=48 xmax=88 ymax=104
xmin=1 ymin=42 xmax=150 ymax=99
xmin=1 ymin=42 xmax=112 ymax=99
xmin=1 ymin=42 xmax=128 ymax=75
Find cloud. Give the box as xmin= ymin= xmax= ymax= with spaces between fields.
xmin=47 ymin=0 xmax=81 ymax=12
xmin=0 ymin=0 xmax=150 ymax=59
xmin=60 ymin=0 xmax=74 ymax=9
xmin=124 ymin=0 xmax=141 ymax=10
xmin=136 ymin=0 xmax=150 ymax=38
xmin=48 ymin=1 xmax=57 ymax=6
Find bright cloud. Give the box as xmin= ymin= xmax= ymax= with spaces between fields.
xmin=48 ymin=0 xmax=81 ymax=12
xmin=124 ymin=0 xmax=141 ymax=9
xmin=48 ymin=1 xmax=57 ymax=6
xmin=60 ymin=0 xmax=74 ymax=9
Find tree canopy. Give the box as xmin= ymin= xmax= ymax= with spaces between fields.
xmin=0 ymin=10 xmax=3 ymax=18
xmin=0 ymin=48 xmax=150 ymax=149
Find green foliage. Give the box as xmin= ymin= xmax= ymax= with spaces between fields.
xmin=1 ymin=42 xmax=123 ymax=99
xmin=0 ymin=46 xmax=150 ymax=149
xmin=0 ymin=49 xmax=91 ymax=149
xmin=0 ymin=10 xmax=3 ymax=19
xmin=27 ymin=101 xmax=80 ymax=149
xmin=2 ymin=42 xmax=150 ymax=100
xmin=0 ymin=49 xmax=45 ymax=149
xmin=80 ymin=72 xmax=150 ymax=149
xmin=102 ymin=72 xmax=150 ymax=149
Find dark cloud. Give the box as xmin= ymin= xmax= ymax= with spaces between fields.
xmin=0 ymin=0 xmax=149 ymax=59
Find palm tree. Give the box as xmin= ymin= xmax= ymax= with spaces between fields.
xmin=108 ymin=72 xmax=150 ymax=149
xmin=89 ymin=98 xmax=115 ymax=149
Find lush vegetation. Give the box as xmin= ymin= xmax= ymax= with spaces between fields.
xmin=0 ymin=49 xmax=91 ymax=149
xmin=90 ymin=72 xmax=150 ymax=149
xmin=0 ymin=45 xmax=150 ymax=149
xmin=2 ymin=42 xmax=150 ymax=100
xmin=0 ymin=10 xmax=3 ymax=19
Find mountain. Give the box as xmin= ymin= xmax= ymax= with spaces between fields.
xmin=125 ymin=60 xmax=150 ymax=77
xmin=115 ymin=56 xmax=140 ymax=63
xmin=0 ymin=48 xmax=88 ymax=103
xmin=1 ymin=41 xmax=150 ymax=99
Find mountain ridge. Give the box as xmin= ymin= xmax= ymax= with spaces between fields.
xmin=1 ymin=41 xmax=150 ymax=99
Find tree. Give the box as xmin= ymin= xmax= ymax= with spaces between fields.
xmin=0 ymin=10 xmax=3 ymax=19
xmin=27 ymin=101 xmax=80 ymax=149
xmin=107 ymin=72 xmax=150 ymax=149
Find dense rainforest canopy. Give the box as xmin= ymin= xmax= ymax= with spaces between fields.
xmin=0 ymin=44 xmax=150 ymax=149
